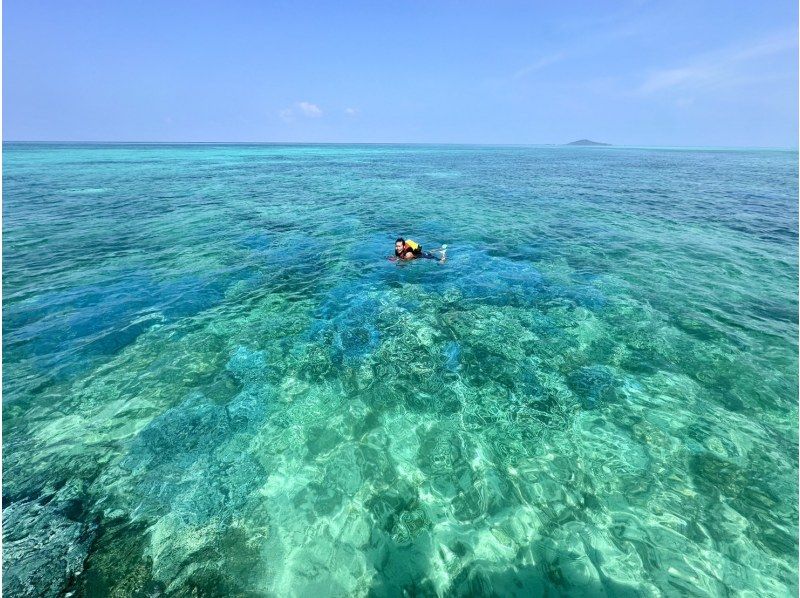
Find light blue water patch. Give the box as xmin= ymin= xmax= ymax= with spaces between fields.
xmin=3 ymin=265 xmax=262 ymax=392
xmin=549 ymin=282 xmax=607 ymax=310
xmin=443 ymin=341 xmax=461 ymax=372
xmin=62 ymin=187 xmax=112 ymax=195
xmin=310 ymin=284 xmax=384 ymax=365
xmin=423 ymin=246 xmax=545 ymax=306
xmin=240 ymin=231 xmax=271 ymax=252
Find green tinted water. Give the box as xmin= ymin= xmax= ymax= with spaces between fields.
xmin=3 ymin=144 xmax=798 ymax=596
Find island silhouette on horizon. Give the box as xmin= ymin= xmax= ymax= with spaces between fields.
xmin=566 ymin=139 xmax=611 ymax=146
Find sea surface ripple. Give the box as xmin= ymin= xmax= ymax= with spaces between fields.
xmin=3 ymin=143 xmax=798 ymax=596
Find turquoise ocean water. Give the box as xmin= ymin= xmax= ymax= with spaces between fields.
xmin=3 ymin=143 xmax=798 ymax=596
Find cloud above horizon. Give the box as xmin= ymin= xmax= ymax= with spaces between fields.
xmin=512 ymin=52 xmax=567 ymax=79
xmin=298 ymin=101 xmax=322 ymax=117
xmin=279 ymin=101 xmax=323 ymax=122
xmin=638 ymin=31 xmax=797 ymax=95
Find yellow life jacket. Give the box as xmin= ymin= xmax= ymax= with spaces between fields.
xmin=405 ymin=239 xmax=421 ymax=253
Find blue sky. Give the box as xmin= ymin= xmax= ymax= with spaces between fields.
xmin=4 ymin=0 xmax=798 ymax=146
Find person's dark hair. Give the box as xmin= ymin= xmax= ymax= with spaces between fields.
xmin=396 ymin=237 xmax=405 ymax=244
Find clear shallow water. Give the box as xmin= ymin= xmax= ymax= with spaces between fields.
xmin=3 ymin=143 xmax=797 ymax=597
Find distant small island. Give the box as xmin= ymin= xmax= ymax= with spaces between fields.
xmin=566 ymin=139 xmax=611 ymax=146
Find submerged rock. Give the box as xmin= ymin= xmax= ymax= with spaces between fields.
xmin=226 ymin=345 xmax=269 ymax=384
xmin=567 ymin=365 xmax=617 ymax=409
xmin=550 ymin=283 xmax=607 ymax=310
xmin=443 ymin=249 xmax=544 ymax=307
xmin=310 ymin=286 xmax=383 ymax=365
xmin=121 ymin=393 xmax=231 ymax=475
xmin=2 ymin=498 xmax=96 ymax=598
xmin=108 ymin=391 xmax=269 ymax=587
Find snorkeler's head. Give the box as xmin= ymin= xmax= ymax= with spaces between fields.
xmin=395 ymin=238 xmax=405 ymax=252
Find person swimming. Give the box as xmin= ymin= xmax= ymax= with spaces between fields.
xmin=393 ymin=238 xmax=447 ymax=263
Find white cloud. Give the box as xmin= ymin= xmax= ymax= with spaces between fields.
xmin=298 ymin=101 xmax=322 ymax=117
xmin=640 ymin=66 xmax=710 ymax=94
xmin=513 ymin=52 xmax=567 ymax=79
xmin=344 ymin=107 xmax=359 ymax=116
xmin=279 ymin=101 xmax=323 ymax=122
xmin=638 ymin=31 xmax=797 ymax=95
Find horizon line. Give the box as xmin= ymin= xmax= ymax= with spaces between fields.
xmin=3 ymin=140 xmax=797 ymax=150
